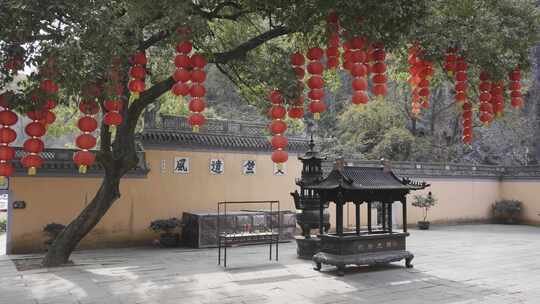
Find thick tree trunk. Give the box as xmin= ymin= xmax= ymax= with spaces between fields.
xmin=42 ymin=173 xmax=121 ymax=267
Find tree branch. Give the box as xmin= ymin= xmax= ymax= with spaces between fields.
xmin=211 ymin=26 xmax=292 ymax=63
xmin=133 ymin=25 xmax=294 ymax=114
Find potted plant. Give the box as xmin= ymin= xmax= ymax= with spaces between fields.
xmin=492 ymin=200 xmax=523 ymax=224
xmin=149 ymin=218 xmax=183 ymax=247
xmin=411 ymin=192 xmax=437 ymax=230
xmin=43 ymin=223 xmax=65 ymax=250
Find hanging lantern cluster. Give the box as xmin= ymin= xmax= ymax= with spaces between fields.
xmin=289 ymin=52 xmax=305 ymax=119
xmin=454 ymin=56 xmax=469 ymax=105
xmin=306 ymin=47 xmax=326 ymax=120
xmin=443 ymin=48 xmax=458 ymax=76
xmin=478 ymin=72 xmax=493 ymax=126
xmin=21 ymin=109 xmax=45 ymax=175
xmin=509 ymin=68 xmax=523 ymax=108
xmin=326 ymin=11 xmax=340 ymax=70
xmin=0 ymin=93 xmax=18 ymax=181
xmin=491 ymin=81 xmax=505 ymax=117
xmin=408 ymin=46 xmax=432 ymax=115
xmin=268 ymin=90 xmax=288 ymax=169
xmin=128 ymin=51 xmax=146 ymax=102
xmin=350 ymin=37 xmax=368 ymax=106
xmin=104 ymin=59 xmax=124 ymax=128
xmin=462 ymin=102 xmax=473 ymax=145
xmin=188 ymin=53 xmax=207 ymax=132
xmin=74 ymin=92 xmax=99 ymax=174
xmin=370 ymin=42 xmax=388 ymax=100
xmin=39 ymin=57 xmax=59 ymax=128
xmin=172 ymin=31 xmax=193 ymax=107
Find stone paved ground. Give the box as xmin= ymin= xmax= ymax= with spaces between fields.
xmin=1 ymin=224 xmax=539 ymax=304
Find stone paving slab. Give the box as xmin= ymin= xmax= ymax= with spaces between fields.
xmin=0 ymin=225 xmax=540 ymax=303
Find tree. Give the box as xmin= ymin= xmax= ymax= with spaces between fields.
xmin=0 ymin=1 xmax=539 ymax=267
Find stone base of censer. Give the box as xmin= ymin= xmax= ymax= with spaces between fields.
xmin=296 ymin=236 xmax=321 ymax=259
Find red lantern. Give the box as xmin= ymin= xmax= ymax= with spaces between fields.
xmin=78 ymin=116 xmax=98 ymax=132
xmin=172 ymin=82 xmax=191 ymax=96
xmin=307 ymin=76 xmax=324 ymax=89
xmin=509 ymin=67 xmax=523 ymax=109
xmin=191 ymin=54 xmax=207 ymax=68
xmin=291 ymin=52 xmax=305 ymax=66
xmin=271 ymin=150 xmax=288 ymax=164
xmin=76 ymin=134 xmax=97 ymax=150
xmin=269 ymin=120 xmax=287 ymax=135
xmin=129 ymin=66 xmax=146 ymax=79
xmin=0 ymin=128 xmax=16 ymax=144
xmin=309 ymin=101 xmax=326 ymax=119
xmin=0 ymin=110 xmax=18 ymax=126
xmin=0 ymin=163 xmax=13 ymax=177
xmin=306 ymin=47 xmax=324 ymax=61
xmin=352 ymin=91 xmax=369 ymax=105
xmin=23 ymin=138 xmax=44 ymax=153
xmin=0 ymin=146 xmax=15 ymax=160
xmin=271 ymin=135 xmax=288 ymax=149
xmin=190 ymin=84 xmax=206 ymax=97
xmin=189 ymin=98 xmax=206 ymax=113
xmin=269 ymin=105 xmax=286 ymax=119
xmin=288 ymin=107 xmax=304 ymax=119
xmin=73 ymin=151 xmax=96 ymax=174
xmin=128 ymin=79 xmax=145 ymax=94
xmin=103 ymin=112 xmax=123 ymax=126
xmin=191 ymin=70 xmax=207 ymax=83
xmin=104 ymin=100 xmax=123 ymax=112
xmin=188 ymin=113 xmax=206 ymax=132
xmin=176 ymin=41 xmax=193 ymax=54
xmin=307 ymin=62 xmax=324 ymax=75
xmin=25 ymin=122 xmax=46 ymax=137
xmin=308 ymin=89 xmax=324 ymax=101
xmin=132 ymin=52 xmax=147 ymax=65
xmin=269 ymin=90 xmax=284 ymax=104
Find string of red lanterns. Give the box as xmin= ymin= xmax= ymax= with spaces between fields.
xmin=491 ymin=81 xmax=505 ymax=117
xmin=350 ymin=37 xmax=368 ymax=106
xmin=443 ymin=48 xmax=458 ymax=77
xmin=0 ymin=92 xmax=18 ymax=181
xmin=74 ymin=88 xmax=100 ymax=174
xmin=104 ymin=59 xmax=124 ymax=128
xmin=370 ymin=42 xmax=388 ymax=101
xmin=128 ymin=51 xmax=146 ymax=102
xmin=462 ymin=102 xmax=473 ymax=145
xmin=188 ymin=53 xmax=207 ymax=132
xmin=268 ymin=90 xmax=288 ymax=169
xmin=326 ymin=11 xmax=340 ymax=70
xmin=478 ymin=71 xmax=493 ymax=126
xmin=306 ymin=47 xmax=326 ymax=120
xmin=454 ymin=56 xmax=469 ymax=106
xmin=172 ymin=28 xmax=193 ymax=109
xmin=509 ymin=68 xmax=524 ymax=108
xmin=21 ymin=108 xmax=45 ymax=175
xmin=289 ymin=52 xmax=305 ymax=119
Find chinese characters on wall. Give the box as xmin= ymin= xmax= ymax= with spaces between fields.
xmin=170 ymin=157 xmax=286 ymax=176
xmin=209 ymin=159 xmax=224 ymax=174
xmin=242 ymin=160 xmax=256 ymax=175
xmin=173 ymin=157 xmax=189 ymax=174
